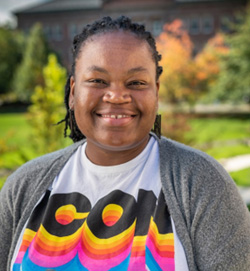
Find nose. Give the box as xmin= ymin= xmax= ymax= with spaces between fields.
xmin=103 ymin=86 xmax=132 ymax=104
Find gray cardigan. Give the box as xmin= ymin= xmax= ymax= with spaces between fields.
xmin=1 ymin=135 xmax=250 ymax=271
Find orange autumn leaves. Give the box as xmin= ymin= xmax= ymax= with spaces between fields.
xmin=157 ymin=20 xmax=228 ymax=104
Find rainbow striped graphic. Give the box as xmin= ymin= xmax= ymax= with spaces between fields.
xmin=146 ymin=217 xmax=175 ymax=270
xmin=13 ymin=194 xmax=175 ymax=270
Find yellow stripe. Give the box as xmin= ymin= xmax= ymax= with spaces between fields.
xmin=149 ymin=218 xmax=174 ymax=245
xmin=38 ymin=224 xmax=83 ymax=243
xmin=83 ymin=219 xmax=136 ymax=247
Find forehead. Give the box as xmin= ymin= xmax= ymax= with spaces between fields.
xmin=76 ymin=31 xmax=154 ymax=66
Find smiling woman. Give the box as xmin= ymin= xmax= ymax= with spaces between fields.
xmin=69 ymin=31 xmax=159 ymax=165
xmin=1 ymin=16 xmax=250 ymax=271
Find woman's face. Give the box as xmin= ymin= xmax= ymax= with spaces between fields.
xmin=69 ymin=31 xmax=159 ymax=165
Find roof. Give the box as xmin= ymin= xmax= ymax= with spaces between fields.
xmin=14 ymin=0 xmax=102 ymax=14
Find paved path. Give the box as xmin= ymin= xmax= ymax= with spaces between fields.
xmin=220 ymin=154 xmax=250 ymax=172
xmin=219 ymin=154 xmax=250 ymax=205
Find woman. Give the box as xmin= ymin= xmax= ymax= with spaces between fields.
xmin=1 ymin=16 xmax=250 ymax=271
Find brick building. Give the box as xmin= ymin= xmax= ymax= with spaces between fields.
xmin=14 ymin=0 xmax=247 ymax=68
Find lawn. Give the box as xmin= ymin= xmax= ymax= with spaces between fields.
xmin=185 ymin=117 xmax=250 ymax=187
xmin=0 ymin=112 xmax=71 ymax=188
xmin=0 ymin=113 xmax=31 ymax=146
xmin=185 ymin=117 xmax=250 ymax=160
xmin=230 ymin=167 xmax=250 ymax=187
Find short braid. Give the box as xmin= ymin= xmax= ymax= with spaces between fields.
xmin=62 ymin=16 xmax=163 ymax=142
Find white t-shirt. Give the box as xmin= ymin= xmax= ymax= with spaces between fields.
xmin=12 ymin=137 xmax=188 ymax=270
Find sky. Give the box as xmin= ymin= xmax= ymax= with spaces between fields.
xmin=0 ymin=0 xmax=47 ymax=25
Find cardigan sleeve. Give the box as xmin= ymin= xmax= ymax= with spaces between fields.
xmin=159 ymin=137 xmax=250 ymax=271
xmin=186 ymin=156 xmax=250 ymax=270
xmin=0 ymin=176 xmax=16 ymax=270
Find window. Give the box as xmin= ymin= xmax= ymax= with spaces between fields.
xmin=68 ymin=24 xmax=78 ymax=40
xmin=43 ymin=25 xmax=52 ymax=40
xmin=52 ymin=25 xmax=63 ymax=41
xmin=202 ymin=15 xmax=214 ymax=34
xmin=189 ymin=16 xmax=200 ymax=35
xmin=220 ymin=15 xmax=233 ymax=33
xmin=152 ymin=20 xmax=163 ymax=36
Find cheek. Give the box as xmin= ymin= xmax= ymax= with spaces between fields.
xmin=74 ymin=88 xmax=98 ymax=108
xmin=140 ymin=93 xmax=158 ymax=114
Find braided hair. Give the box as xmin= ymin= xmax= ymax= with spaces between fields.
xmin=62 ymin=15 xmax=163 ymax=142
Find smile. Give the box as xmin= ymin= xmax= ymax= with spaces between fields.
xmin=101 ymin=114 xmax=133 ymax=119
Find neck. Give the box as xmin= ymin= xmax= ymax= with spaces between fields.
xmin=85 ymin=136 xmax=150 ymax=166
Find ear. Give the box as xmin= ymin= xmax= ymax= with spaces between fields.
xmin=156 ymin=81 xmax=160 ymax=96
xmin=69 ymin=76 xmax=75 ymax=110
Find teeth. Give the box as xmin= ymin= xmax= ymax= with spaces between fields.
xmin=102 ymin=114 xmax=129 ymax=119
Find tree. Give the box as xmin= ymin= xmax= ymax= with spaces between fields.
xmin=0 ymin=27 xmax=23 ymax=95
xmin=157 ymin=20 xmax=194 ymax=104
xmin=193 ymin=33 xmax=228 ymax=101
xmin=209 ymin=5 xmax=250 ymax=104
xmin=28 ymin=54 xmax=69 ymax=154
xmin=13 ymin=23 xmax=49 ymax=102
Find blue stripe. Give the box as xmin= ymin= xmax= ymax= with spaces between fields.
xmin=145 ymin=246 xmax=162 ymax=271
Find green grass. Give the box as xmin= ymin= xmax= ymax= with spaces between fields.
xmin=186 ymin=118 xmax=250 ymax=159
xmin=230 ymin=167 xmax=250 ymax=187
xmin=186 ymin=118 xmax=250 ymax=144
xmin=0 ymin=177 xmax=6 ymax=190
xmin=184 ymin=117 xmax=250 ymax=189
xmin=0 ymin=112 xmax=31 ymax=146
xmin=0 ymin=112 xmax=71 ymax=185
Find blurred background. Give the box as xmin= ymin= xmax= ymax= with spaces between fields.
xmin=0 ymin=0 xmax=250 ymax=209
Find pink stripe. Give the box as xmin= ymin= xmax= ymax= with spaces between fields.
xmin=128 ymin=256 xmax=146 ymax=271
xmin=78 ymin=241 xmax=133 ymax=270
xmin=14 ymin=251 xmax=26 ymax=264
xmin=146 ymin=237 xmax=175 ymax=271
xmin=27 ymin=239 xmax=78 ymax=268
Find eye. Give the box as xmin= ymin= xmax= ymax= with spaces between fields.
xmin=127 ymin=80 xmax=147 ymax=89
xmin=87 ymin=78 xmax=108 ymax=88
xmin=89 ymin=79 xmax=107 ymax=84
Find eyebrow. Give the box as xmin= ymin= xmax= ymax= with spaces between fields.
xmin=87 ymin=65 xmax=148 ymax=75
xmin=87 ymin=65 xmax=109 ymax=74
xmin=127 ymin=67 xmax=148 ymax=75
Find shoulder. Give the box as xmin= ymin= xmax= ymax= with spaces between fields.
xmin=157 ymin=136 xmax=242 ymax=210
xmin=158 ymin=136 xmax=229 ymax=180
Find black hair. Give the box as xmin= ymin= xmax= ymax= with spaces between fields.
xmin=62 ymin=15 xmax=163 ymax=142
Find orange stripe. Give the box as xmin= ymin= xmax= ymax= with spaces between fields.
xmin=131 ymin=249 xmax=145 ymax=257
xmin=103 ymin=210 xmax=122 ymax=217
xmin=35 ymin=234 xmax=80 ymax=252
xmin=81 ymin=237 xmax=133 ymax=260
xmin=82 ymin=228 xmax=134 ymax=255
xmin=33 ymin=238 xmax=79 ymax=256
xmin=148 ymin=230 xmax=174 ymax=251
xmin=82 ymin=223 xmax=134 ymax=249
xmin=37 ymin=229 xmax=81 ymax=249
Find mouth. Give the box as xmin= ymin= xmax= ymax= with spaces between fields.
xmin=98 ymin=114 xmax=135 ymax=119
xmin=95 ymin=112 xmax=137 ymax=126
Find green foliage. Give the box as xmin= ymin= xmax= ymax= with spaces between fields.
xmin=209 ymin=6 xmax=250 ymax=103
xmin=28 ymin=54 xmax=70 ymax=154
xmin=161 ymin=111 xmax=191 ymax=143
xmin=230 ymin=167 xmax=250 ymax=187
xmin=12 ymin=23 xmax=49 ymax=102
xmin=0 ymin=27 xmax=24 ymax=95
